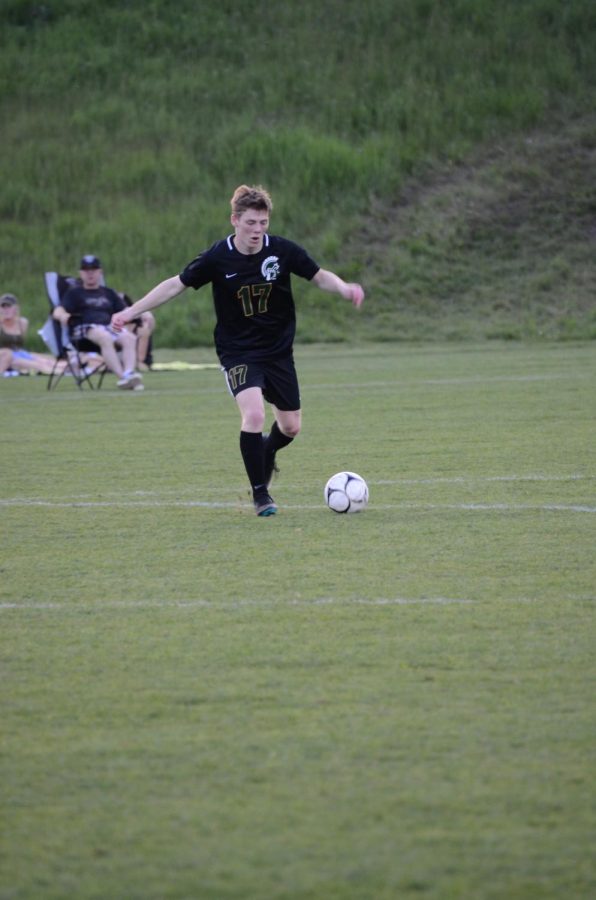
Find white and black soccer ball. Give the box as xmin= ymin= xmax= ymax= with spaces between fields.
xmin=324 ymin=471 xmax=369 ymax=514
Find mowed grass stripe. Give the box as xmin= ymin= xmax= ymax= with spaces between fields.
xmin=1 ymin=470 xmax=593 ymax=497
xmin=0 ymin=365 xmax=586 ymax=407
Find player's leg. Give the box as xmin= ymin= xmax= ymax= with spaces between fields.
xmin=235 ymin=386 xmax=276 ymax=515
xmin=236 ymin=385 xmax=266 ymax=434
xmin=272 ymin=408 xmax=301 ymax=438
xmin=262 ymin=356 xmax=302 ymax=487
xmin=237 ymin=386 xmax=266 ymax=488
xmin=263 ymin=410 xmax=300 ymax=487
xmin=224 ymin=363 xmax=277 ymax=515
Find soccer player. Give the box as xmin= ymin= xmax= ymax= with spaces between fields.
xmin=111 ymin=185 xmax=364 ymax=515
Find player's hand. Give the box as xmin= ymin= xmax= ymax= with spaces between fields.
xmin=347 ymin=284 xmax=364 ymax=308
xmin=111 ymin=311 xmax=128 ymax=332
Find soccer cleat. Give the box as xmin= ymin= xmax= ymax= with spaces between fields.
xmin=253 ymin=490 xmax=278 ymax=517
xmin=263 ymin=434 xmax=280 ymax=488
xmin=117 ymin=372 xmax=143 ymax=391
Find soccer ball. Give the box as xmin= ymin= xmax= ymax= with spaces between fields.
xmin=324 ymin=471 xmax=369 ymax=514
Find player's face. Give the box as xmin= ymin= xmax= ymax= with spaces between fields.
xmin=80 ymin=267 xmax=103 ymax=289
xmin=232 ymin=207 xmax=269 ymax=255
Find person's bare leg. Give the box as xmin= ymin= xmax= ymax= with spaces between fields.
xmin=86 ymin=327 xmax=124 ymax=377
xmin=136 ymin=313 xmax=155 ymax=369
xmin=115 ymin=329 xmax=138 ymax=374
xmin=0 ymin=348 xmax=13 ymax=373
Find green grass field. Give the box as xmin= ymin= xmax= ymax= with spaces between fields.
xmin=2 ymin=342 xmax=595 ymax=899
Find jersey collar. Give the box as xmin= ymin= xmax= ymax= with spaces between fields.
xmin=226 ymin=233 xmax=270 ymax=252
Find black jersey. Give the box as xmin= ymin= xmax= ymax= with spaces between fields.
xmin=179 ymin=234 xmax=320 ymax=365
xmin=62 ymin=285 xmax=125 ymax=327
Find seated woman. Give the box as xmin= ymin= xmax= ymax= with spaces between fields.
xmin=0 ymin=293 xmax=68 ymax=377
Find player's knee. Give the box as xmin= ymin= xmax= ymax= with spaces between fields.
xmin=242 ymin=409 xmax=266 ymax=432
xmin=281 ymin=419 xmax=301 ymax=439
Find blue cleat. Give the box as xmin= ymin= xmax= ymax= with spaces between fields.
xmin=254 ymin=490 xmax=278 ymax=517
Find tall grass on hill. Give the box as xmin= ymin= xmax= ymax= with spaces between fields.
xmin=1 ymin=0 xmax=595 ymax=346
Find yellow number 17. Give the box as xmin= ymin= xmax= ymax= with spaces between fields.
xmin=237 ymin=283 xmax=273 ymax=317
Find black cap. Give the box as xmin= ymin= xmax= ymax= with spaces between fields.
xmin=0 ymin=293 xmax=18 ymax=306
xmin=80 ymin=254 xmax=102 ymax=270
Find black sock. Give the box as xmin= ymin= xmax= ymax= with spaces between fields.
xmin=265 ymin=421 xmax=295 ymax=454
xmin=240 ymin=431 xmax=266 ymax=493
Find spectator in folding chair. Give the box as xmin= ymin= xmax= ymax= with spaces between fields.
xmin=0 ymin=292 xmax=67 ymax=377
xmin=52 ymin=255 xmax=144 ymax=391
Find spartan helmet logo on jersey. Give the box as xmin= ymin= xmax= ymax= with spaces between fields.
xmin=261 ymin=256 xmax=281 ymax=282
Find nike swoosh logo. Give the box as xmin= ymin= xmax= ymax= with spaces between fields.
xmin=225 ymin=273 xmax=238 ymax=279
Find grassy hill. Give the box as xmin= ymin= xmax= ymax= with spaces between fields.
xmin=1 ymin=0 xmax=595 ymax=347
xmin=354 ymin=114 xmax=596 ymax=342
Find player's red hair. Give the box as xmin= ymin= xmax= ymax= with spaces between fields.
xmin=230 ymin=184 xmax=273 ymax=216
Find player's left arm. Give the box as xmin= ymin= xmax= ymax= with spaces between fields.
xmin=312 ymin=268 xmax=364 ymax=308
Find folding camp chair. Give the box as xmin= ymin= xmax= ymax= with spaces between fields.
xmin=39 ymin=272 xmax=107 ymax=390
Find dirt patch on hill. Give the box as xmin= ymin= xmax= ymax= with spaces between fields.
xmin=352 ymin=114 xmax=596 ymax=340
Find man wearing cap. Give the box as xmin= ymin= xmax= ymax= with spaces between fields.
xmin=53 ymin=255 xmax=143 ymax=390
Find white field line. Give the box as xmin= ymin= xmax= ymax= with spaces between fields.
xmin=2 ymin=471 xmax=595 ymax=513
xmin=0 ymin=597 xmax=518 ymax=612
xmin=1 ymin=594 xmax=594 ymax=613
xmin=1 ymin=473 xmax=592 ymax=505
xmin=1 ymin=474 xmax=594 ymax=512
xmin=1 ymin=499 xmax=595 ymax=513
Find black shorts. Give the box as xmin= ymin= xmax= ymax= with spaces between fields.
xmin=222 ymin=355 xmax=300 ymax=411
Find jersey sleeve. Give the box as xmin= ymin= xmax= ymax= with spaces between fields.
xmin=179 ymin=249 xmax=214 ymax=290
xmin=285 ymin=239 xmax=320 ymax=281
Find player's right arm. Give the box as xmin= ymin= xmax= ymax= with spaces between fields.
xmin=111 ymin=275 xmax=187 ymax=330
